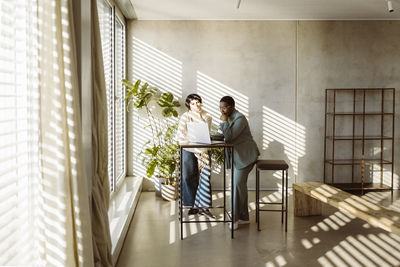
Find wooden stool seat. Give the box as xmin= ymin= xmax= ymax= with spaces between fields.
xmin=256 ymin=159 xmax=289 ymax=232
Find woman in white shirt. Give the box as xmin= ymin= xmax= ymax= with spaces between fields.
xmin=177 ymin=94 xmax=214 ymax=218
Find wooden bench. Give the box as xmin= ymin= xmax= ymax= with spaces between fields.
xmin=293 ymin=182 xmax=400 ymax=236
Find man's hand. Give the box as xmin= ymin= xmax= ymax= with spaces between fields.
xmin=220 ymin=114 xmax=229 ymax=121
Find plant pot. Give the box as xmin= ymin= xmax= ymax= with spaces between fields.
xmin=161 ymin=183 xmax=177 ymax=201
xmin=153 ymin=176 xmax=164 ymax=197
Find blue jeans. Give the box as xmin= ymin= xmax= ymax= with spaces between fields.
xmin=182 ymin=150 xmax=212 ymax=208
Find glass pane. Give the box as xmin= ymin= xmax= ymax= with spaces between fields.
xmin=0 ymin=0 xmax=39 ymax=264
xmin=97 ymin=0 xmax=114 ymax=190
xmin=114 ymin=16 xmax=125 ymax=184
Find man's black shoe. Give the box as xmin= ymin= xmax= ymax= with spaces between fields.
xmin=188 ymin=208 xmax=199 ymax=215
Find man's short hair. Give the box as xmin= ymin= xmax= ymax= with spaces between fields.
xmin=185 ymin=93 xmax=202 ymax=109
xmin=220 ymin=96 xmax=235 ymax=107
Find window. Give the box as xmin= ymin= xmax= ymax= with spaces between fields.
xmin=114 ymin=14 xmax=126 ymax=187
xmin=1 ymin=1 xmax=89 ymax=265
xmin=97 ymin=0 xmax=126 ymax=192
xmin=0 ymin=1 xmax=40 ymax=263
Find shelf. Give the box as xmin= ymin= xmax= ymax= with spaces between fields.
xmin=325 ymin=135 xmax=393 ymax=140
xmin=325 ymin=159 xmax=392 ymax=165
xmin=326 ymin=112 xmax=394 ymax=116
xmin=326 ymin=88 xmax=395 ymax=91
xmin=324 ymin=88 xmax=395 ymax=192
xmin=326 ymin=183 xmax=392 ymax=191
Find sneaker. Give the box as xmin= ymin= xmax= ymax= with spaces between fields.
xmin=199 ymin=208 xmax=216 ymax=219
xmin=238 ymin=219 xmax=250 ymax=225
xmin=188 ymin=208 xmax=199 ymax=215
xmin=229 ymin=221 xmax=239 ymax=230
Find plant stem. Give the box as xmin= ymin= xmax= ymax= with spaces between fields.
xmin=145 ymin=104 xmax=159 ymax=146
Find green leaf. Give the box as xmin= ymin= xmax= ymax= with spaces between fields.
xmin=133 ymin=98 xmax=145 ymax=108
xmin=169 ymin=164 xmax=176 ymax=175
xmin=144 ymin=92 xmax=153 ymax=104
xmin=150 ymin=88 xmax=158 ymax=95
xmin=139 ymin=83 xmax=149 ymax=95
xmin=123 ymin=79 xmax=140 ymax=99
xmin=158 ymin=92 xmax=174 ymax=107
xmin=172 ymin=100 xmax=181 ymax=107
xmin=163 ymin=92 xmax=173 ymax=102
xmin=146 ymin=160 xmax=157 ymax=177
xmin=162 ymin=107 xmax=174 ymax=117
xmin=151 ymin=146 xmax=159 ymax=156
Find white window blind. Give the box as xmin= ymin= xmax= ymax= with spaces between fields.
xmin=97 ymin=0 xmax=126 ymax=192
xmin=98 ymin=0 xmax=115 ymax=191
xmin=0 ymin=0 xmax=40 ymax=264
xmin=114 ymin=14 xmax=126 ymax=186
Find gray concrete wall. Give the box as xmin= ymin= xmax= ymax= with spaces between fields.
xmin=126 ymin=20 xmax=400 ymax=190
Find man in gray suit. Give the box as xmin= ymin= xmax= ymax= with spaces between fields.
xmin=219 ymin=96 xmax=260 ymax=230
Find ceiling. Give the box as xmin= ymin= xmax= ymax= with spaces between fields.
xmin=122 ymin=0 xmax=400 ymax=20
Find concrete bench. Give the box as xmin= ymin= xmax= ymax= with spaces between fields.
xmin=293 ymin=182 xmax=400 ymax=236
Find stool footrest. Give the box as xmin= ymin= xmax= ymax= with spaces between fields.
xmin=259 ymin=209 xmax=287 ymax=212
xmin=258 ymin=202 xmax=283 ymax=205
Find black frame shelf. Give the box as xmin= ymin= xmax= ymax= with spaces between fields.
xmin=326 ymin=112 xmax=394 ymax=115
xmin=324 ymin=159 xmax=392 ymax=165
xmin=323 ymin=88 xmax=395 ymax=193
xmin=325 ymin=135 xmax=393 ymax=141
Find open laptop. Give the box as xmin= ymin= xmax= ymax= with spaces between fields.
xmin=186 ymin=122 xmax=211 ymax=144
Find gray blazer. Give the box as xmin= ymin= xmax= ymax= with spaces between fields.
xmin=219 ymin=110 xmax=260 ymax=169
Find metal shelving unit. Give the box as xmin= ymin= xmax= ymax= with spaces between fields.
xmin=323 ymin=88 xmax=395 ymax=194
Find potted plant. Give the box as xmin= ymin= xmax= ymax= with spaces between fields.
xmin=123 ymin=79 xmax=181 ymax=201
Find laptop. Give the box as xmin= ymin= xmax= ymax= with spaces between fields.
xmin=186 ymin=122 xmax=211 ymax=144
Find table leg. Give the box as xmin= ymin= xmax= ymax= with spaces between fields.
xmin=223 ymin=148 xmax=226 ymax=222
xmin=180 ymin=147 xmax=183 ymax=240
xmin=285 ymin=169 xmax=288 ymax=232
xmin=256 ymin=168 xmax=260 ymax=231
xmin=281 ymin=170 xmax=284 ymax=224
xmin=231 ymin=147 xmax=234 ymax=239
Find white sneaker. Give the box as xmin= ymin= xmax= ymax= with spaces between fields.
xmin=238 ymin=219 xmax=250 ymax=225
xmin=229 ymin=221 xmax=239 ymax=230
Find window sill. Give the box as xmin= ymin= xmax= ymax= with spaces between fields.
xmin=108 ymin=176 xmax=143 ymax=264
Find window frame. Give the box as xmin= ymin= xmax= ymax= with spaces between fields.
xmin=113 ymin=7 xmax=127 ymax=192
xmin=97 ymin=0 xmax=127 ymax=193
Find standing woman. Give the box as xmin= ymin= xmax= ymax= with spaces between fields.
xmin=177 ymin=94 xmax=215 ymax=218
xmin=219 ymin=96 xmax=260 ymax=230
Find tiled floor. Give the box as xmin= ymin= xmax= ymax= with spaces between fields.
xmin=116 ymin=190 xmax=400 ymax=267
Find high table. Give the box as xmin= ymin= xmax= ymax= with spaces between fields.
xmin=179 ymin=141 xmax=234 ymax=239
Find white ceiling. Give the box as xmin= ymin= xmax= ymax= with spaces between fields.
xmin=126 ymin=0 xmax=400 ymax=20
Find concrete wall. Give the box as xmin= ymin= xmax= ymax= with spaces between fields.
xmin=126 ymin=20 xmax=400 ymax=190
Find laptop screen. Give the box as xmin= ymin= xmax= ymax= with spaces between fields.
xmin=186 ymin=122 xmax=211 ymax=144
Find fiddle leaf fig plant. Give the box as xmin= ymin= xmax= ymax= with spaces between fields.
xmin=123 ymin=79 xmax=181 ymax=182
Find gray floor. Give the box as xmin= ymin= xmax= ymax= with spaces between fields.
xmin=116 ymin=190 xmax=400 ymax=267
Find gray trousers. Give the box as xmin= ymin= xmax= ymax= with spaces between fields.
xmin=232 ymin=162 xmax=256 ymax=222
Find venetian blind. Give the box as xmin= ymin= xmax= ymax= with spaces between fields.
xmin=0 ymin=0 xmax=40 ymax=264
xmin=114 ymin=14 xmax=126 ymax=186
xmin=97 ymin=0 xmax=115 ymax=191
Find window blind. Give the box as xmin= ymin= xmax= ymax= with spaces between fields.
xmin=97 ymin=0 xmax=126 ymax=192
xmin=0 ymin=0 xmax=40 ymax=265
xmin=97 ymin=0 xmax=115 ymax=191
xmin=114 ymin=15 xmax=126 ymax=186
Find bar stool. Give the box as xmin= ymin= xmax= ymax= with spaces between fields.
xmin=255 ymin=160 xmax=289 ymax=232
